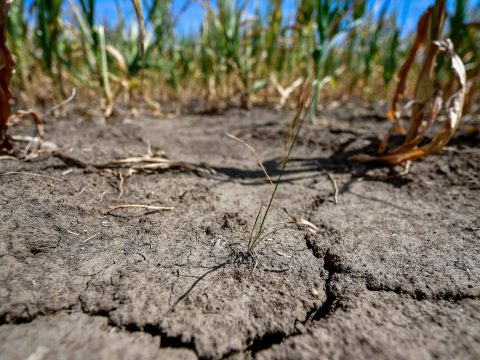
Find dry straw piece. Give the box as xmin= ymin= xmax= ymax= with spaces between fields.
xmin=225 ymin=132 xmax=273 ymax=185
xmin=55 ymin=149 xmax=212 ymax=198
xmin=105 ymin=204 xmax=174 ymax=214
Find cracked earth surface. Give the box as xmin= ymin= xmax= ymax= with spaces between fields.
xmin=1 ymin=104 xmax=479 ymax=359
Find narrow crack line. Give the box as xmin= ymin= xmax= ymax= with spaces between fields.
xmin=224 ymin=250 xmax=341 ymax=359
xmin=1 ymin=311 xmax=201 ymax=359
xmin=302 ymin=234 xmax=342 ymax=323
xmin=305 ymin=234 xmax=480 ymax=306
xmin=4 ymin=237 xmax=475 ymax=360
xmin=0 ymin=305 xmax=78 ymax=326
xmin=364 ymin=283 xmax=480 ymax=303
xmin=0 ymin=302 xmax=202 ymax=358
xmin=243 ymin=331 xmax=288 ymax=356
xmin=116 ymin=321 xmax=201 ymax=359
xmin=310 ymin=251 xmax=339 ymax=323
xmin=220 ymin=330 xmax=290 ymax=360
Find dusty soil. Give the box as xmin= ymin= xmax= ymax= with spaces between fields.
xmin=0 ymin=103 xmax=479 ymax=360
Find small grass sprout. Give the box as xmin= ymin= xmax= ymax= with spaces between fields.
xmin=245 ymin=80 xmax=320 ymax=256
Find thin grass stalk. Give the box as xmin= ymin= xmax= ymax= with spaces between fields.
xmin=248 ymin=200 xmax=264 ymax=245
xmin=247 ymin=81 xmax=319 ymax=254
xmin=97 ymin=26 xmax=113 ymax=110
xmin=250 ymin=225 xmax=296 ymax=251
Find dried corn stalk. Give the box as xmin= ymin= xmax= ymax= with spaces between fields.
xmin=354 ymin=0 xmax=467 ymax=165
xmin=354 ymin=39 xmax=466 ymax=164
xmin=0 ymin=0 xmax=14 ymax=150
xmin=406 ymin=0 xmax=447 ymax=143
xmin=283 ymin=80 xmax=312 ymax=163
xmin=383 ymin=7 xmax=432 ymax=144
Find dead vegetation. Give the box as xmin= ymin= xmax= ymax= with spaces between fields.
xmin=354 ymin=1 xmax=469 ymax=165
xmin=55 ymin=149 xmax=212 ymax=199
xmin=0 ymin=1 xmax=46 ymax=159
xmin=0 ymin=3 xmax=479 ymax=359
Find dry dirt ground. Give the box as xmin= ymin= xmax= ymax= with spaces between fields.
xmin=0 ymin=103 xmax=479 ymax=359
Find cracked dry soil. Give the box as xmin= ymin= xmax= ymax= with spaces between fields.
xmin=0 ymin=104 xmax=479 ymax=359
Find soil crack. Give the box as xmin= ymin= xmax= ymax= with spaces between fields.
xmin=242 ymin=331 xmax=288 ymax=357
xmin=365 ymin=283 xmax=479 ymax=302
xmin=310 ymin=251 xmax=341 ymax=322
xmin=121 ymin=322 xmax=200 ymax=358
xmin=223 ymin=251 xmax=344 ymax=359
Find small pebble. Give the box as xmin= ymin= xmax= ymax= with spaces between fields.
xmin=439 ymin=165 xmax=450 ymax=174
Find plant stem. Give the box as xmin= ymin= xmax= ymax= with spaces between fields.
xmin=248 ymin=80 xmax=320 ymax=253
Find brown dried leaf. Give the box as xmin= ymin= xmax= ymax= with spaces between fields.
xmin=379 ymin=6 xmax=433 ymax=154
xmin=406 ymin=0 xmax=446 ymax=142
xmin=353 ymin=40 xmax=466 ymax=165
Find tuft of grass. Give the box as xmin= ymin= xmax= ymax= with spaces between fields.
xmin=246 ymin=80 xmax=319 ymax=255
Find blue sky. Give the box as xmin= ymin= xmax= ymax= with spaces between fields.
xmin=59 ymin=0 xmax=475 ymax=36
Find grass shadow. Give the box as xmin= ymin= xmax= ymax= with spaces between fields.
xmin=211 ymin=133 xmax=414 ymax=189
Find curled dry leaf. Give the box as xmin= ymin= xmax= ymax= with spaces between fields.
xmin=380 ymin=6 xmax=433 ymax=154
xmin=106 ymin=45 xmax=128 ymax=74
xmin=406 ymin=0 xmax=446 ymax=143
xmin=353 ymin=42 xmax=466 ymax=163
